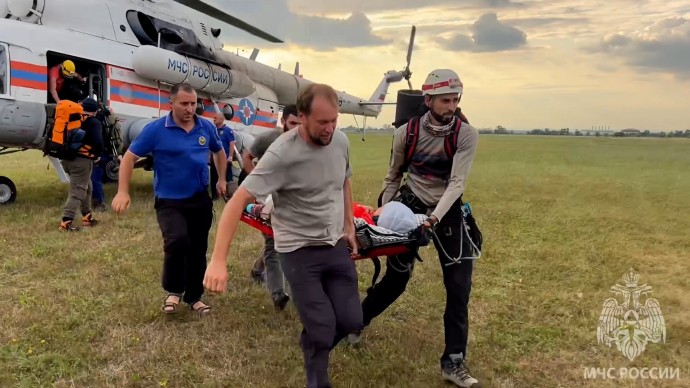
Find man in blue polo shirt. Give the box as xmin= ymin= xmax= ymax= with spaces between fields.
xmin=111 ymin=83 xmax=228 ymax=316
xmin=209 ymin=112 xmax=236 ymax=200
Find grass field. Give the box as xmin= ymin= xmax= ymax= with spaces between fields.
xmin=1 ymin=134 xmax=689 ymax=388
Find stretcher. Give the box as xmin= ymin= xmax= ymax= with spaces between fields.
xmin=239 ymin=211 xmax=431 ymax=289
xmin=240 ymin=211 xmax=429 ymax=259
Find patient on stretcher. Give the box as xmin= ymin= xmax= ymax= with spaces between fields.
xmin=242 ymin=198 xmax=431 ymax=259
xmin=353 ymin=202 xmax=427 ymax=235
xmin=247 ymin=197 xmax=425 ymax=236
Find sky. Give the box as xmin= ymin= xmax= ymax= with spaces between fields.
xmin=193 ymin=0 xmax=690 ymax=132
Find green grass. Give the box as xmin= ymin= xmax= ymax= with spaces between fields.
xmin=1 ymin=134 xmax=689 ymax=387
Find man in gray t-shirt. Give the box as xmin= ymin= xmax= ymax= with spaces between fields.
xmin=204 ymin=85 xmax=362 ymax=388
xmin=245 ymin=105 xmax=300 ymax=312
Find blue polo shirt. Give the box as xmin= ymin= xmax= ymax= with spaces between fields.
xmin=128 ymin=113 xmax=222 ymax=199
xmin=217 ymin=124 xmax=235 ymax=156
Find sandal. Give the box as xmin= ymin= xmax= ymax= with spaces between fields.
xmin=161 ymin=293 xmax=182 ymax=314
xmin=189 ymin=300 xmax=211 ymax=316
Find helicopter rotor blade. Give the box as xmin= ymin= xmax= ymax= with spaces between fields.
xmin=171 ymin=0 xmax=284 ymax=43
xmin=406 ymin=25 xmax=415 ymax=70
xmin=402 ymin=25 xmax=416 ymax=89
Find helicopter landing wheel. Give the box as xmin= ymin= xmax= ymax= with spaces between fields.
xmin=105 ymin=159 xmax=120 ymax=182
xmin=0 ymin=176 xmax=17 ymax=205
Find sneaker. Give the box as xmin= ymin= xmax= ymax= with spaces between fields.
xmin=346 ymin=327 xmax=364 ymax=346
xmin=442 ymin=359 xmax=480 ymax=387
xmin=272 ymin=292 xmax=290 ymax=311
xmin=59 ymin=219 xmax=80 ymax=232
xmin=82 ymin=212 xmax=99 ymax=227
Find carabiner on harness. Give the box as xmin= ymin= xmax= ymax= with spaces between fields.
xmin=429 ymin=210 xmax=482 ymax=267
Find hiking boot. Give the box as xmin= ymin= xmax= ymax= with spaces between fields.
xmin=82 ymin=212 xmax=99 ymax=227
xmin=441 ymin=358 xmax=480 ymax=387
xmin=59 ymin=219 xmax=80 ymax=232
xmin=272 ymin=291 xmax=290 ymax=311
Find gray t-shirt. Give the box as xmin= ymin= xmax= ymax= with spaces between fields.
xmin=248 ymin=130 xmax=282 ymax=160
xmin=240 ymin=128 xmax=353 ymax=253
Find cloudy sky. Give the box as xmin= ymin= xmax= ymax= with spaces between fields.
xmin=194 ymin=0 xmax=690 ymax=131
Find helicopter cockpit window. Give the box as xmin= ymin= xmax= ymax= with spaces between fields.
xmin=0 ymin=44 xmax=8 ymax=96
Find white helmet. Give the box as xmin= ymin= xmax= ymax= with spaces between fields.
xmin=421 ymin=69 xmax=463 ymax=96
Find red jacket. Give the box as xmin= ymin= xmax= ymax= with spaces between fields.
xmin=353 ymin=203 xmax=375 ymax=225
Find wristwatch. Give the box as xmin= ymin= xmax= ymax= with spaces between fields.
xmin=425 ymin=216 xmax=438 ymax=226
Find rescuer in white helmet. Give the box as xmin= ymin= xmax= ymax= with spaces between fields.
xmin=351 ymin=68 xmax=482 ymax=387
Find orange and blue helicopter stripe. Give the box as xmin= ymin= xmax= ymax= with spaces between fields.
xmin=109 ymin=79 xmax=169 ymax=109
xmin=10 ymin=61 xmax=46 ymax=90
xmin=110 ymin=79 xmax=278 ymax=127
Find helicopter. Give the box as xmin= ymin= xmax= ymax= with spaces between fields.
xmin=0 ymin=0 xmax=418 ymax=204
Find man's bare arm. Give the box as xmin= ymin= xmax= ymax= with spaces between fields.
xmin=117 ymin=150 xmax=138 ymax=195
xmin=343 ymin=178 xmax=355 ymax=232
xmin=213 ymin=148 xmax=227 ymax=183
xmin=49 ymin=77 xmax=59 ymax=102
xmin=111 ymin=150 xmax=140 ymax=213
xmin=227 ymin=141 xmax=235 ymax=162
xmin=210 ymin=187 xmax=255 ymax=266
xmin=204 ymin=187 xmax=255 ymax=292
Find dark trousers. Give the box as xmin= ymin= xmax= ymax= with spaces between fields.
xmin=154 ymin=191 xmax=213 ymax=304
xmin=263 ymin=234 xmax=286 ymax=296
xmin=280 ymin=239 xmax=363 ymax=388
xmin=209 ymin=160 xmax=233 ymax=199
xmin=361 ymin=195 xmax=474 ymax=366
xmin=91 ymin=155 xmax=110 ymax=203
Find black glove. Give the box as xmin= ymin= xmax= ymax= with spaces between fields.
xmin=410 ymin=224 xmax=432 ymax=246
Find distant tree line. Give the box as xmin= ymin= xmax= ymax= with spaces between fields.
xmin=479 ymin=126 xmax=690 ymax=138
xmin=341 ymin=125 xmax=690 ymax=138
xmin=611 ymin=129 xmax=690 ymax=138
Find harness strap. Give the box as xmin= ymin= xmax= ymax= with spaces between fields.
xmin=443 ymin=118 xmax=463 ymax=159
xmin=367 ymin=257 xmax=382 ymax=294
xmin=402 ymin=117 xmax=420 ymax=172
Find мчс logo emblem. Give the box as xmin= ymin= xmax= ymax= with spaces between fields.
xmin=597 ymin=268 xmax=666 ymax=361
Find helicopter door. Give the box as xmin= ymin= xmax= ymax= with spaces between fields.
xmin=0 ymin=44 xmax=8 ymax=98
xmin=45 ymin=52 xmax=106 ymax=105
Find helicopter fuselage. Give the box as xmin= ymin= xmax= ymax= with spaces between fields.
xmin=0 ymin=0 xmax=402 ymax=204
